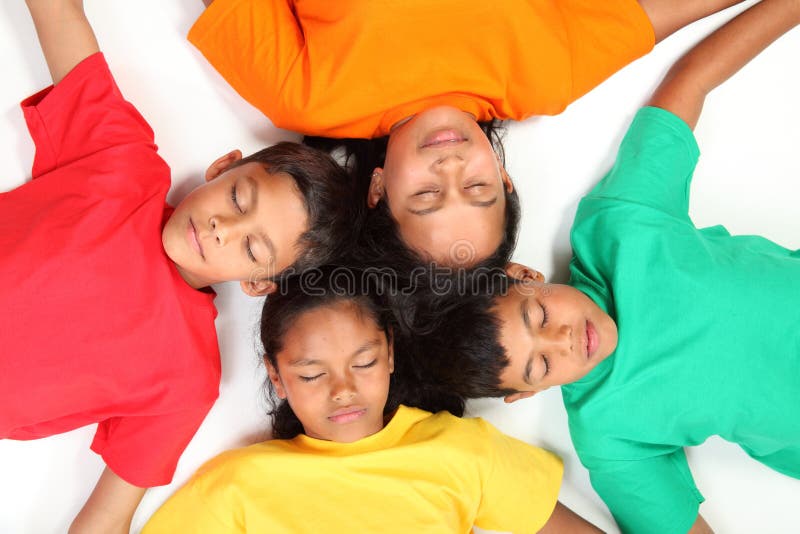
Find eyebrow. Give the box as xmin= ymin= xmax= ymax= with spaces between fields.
xmin=245 ymin=175 xmax=277 ymax=263
xmin=523 ymin=355 xmax=534 ymax=386
xmin=520 ymin=298 xmax=535 ymax=386
xmin=407 ymin=196 xmax=498 ymax=216
xmin=288 ymin=339 xmax=382 ymax=367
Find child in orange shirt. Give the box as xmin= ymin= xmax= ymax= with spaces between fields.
xmin=190 ymin=0 xmax=747 ymax=270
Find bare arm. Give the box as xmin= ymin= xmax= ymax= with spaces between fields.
xmin=648 ymin=0 xmax=800 ymax=129
xmin=69 ymin=467 xmax=147 ymax=534
xmin=687 ymin=514 xmax=715 ymax=534
xmin=538 ymin=502 xmax=604 ymax=534
xmin=25 ymin=0 xmax=100 ymax=85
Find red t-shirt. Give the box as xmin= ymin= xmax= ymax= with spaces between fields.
xmin=0 ymin=53 xmax=221 ymax=488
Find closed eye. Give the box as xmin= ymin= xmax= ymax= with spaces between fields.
xmin=540 ymin=303 xmax=549 ymax=327
xmin=299 ymin=373 xmax=324 ymax=382
xmin=414 ymin=189 xmax=440 ymax=197
xmin=542 ymin=355 xmax=550 ymax=376
xmin=354 ymin=359 xmax=377 ymax=369
xmin=231 ymin=185 xmax=244 ymax=213
xmin=245 ymin=236 xmax=256 ymax=263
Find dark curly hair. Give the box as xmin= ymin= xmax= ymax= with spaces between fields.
xmin=304 ymin=120 xmax=520 ymax=276
xmin=231 ymin=142 xmax=360 ymax=279
xmin=260 ymin=267 xmax=465 ymax=440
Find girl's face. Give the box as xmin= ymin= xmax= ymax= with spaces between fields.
xmin=267 ymin=300 xmax=394 ymax=443
xmin=369 ymin=106 xmax=513 ymax=267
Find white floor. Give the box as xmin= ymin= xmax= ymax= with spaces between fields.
xmin=1 ymin=2 xmax=798 ymax=533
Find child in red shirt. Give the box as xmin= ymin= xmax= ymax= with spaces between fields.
xmin=0 ymin=1 xmax=355 ymax=532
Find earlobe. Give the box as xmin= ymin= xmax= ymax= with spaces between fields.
xmin=266 ymin=363 xmax=287 ymax=399
xmin=505 ymin=262 xmax=545 ymax=283
xmin=240 ymin=279 xmax=277 ymax=297
xmin=499 ymin=162 xmax=514 ymax=194
xmin=503 ymin=390 xmax=538 ymax=404
xmin=206 ymin=149 xmax=243 ymax=182
xmin=367 ymin=168 xmax=385 ymax=208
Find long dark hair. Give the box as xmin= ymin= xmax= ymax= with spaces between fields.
xmin=260 ymin=268 xmax=465 ymax=439
xmin=304 ymin=120 xmax=520 ymax=275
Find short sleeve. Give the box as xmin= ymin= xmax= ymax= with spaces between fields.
xmin=21 ymin=52 xmax=156 ymax=179
xmin=473 ymin=420 xmax=564 ymax=534
xmin=587 ymin=449 xmax=704 ymax=534
xmin=90 ymin=400 xmax=215 ymax=488
xmin=188 ymin=0 xmax=303 ymax=125
xmin=587 ymin=106 xmax=700 ymax=219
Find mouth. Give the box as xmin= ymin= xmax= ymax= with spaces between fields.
xmin=586 ymin=320 xmax=599 ymax=359
xmin=328 ymin=407 xmax=367 ymax=424
xmin=188 ymin=218 xmax=205 ymax=260
xmin=420 ymin=128 xmax=468 ymax=149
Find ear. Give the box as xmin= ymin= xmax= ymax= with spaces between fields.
xmin=240 ymin=279 xmax=277 ymax=297
xmin=367 ymin=168 xmax=385 ymax=208
xmin=266 ymin=362 xmax=287 ymax=399
xmin=505 ymin=262 xmax=545 ymax=283
xmin=503 ymin=390 xmax=539 ymax=404
xmin=205 ymin=149 xmax=243 ymax=182
xmin=386 ymin=327 xmax=395 ymax=374
xmin=496 ymin=156 xmax=514 ymax=193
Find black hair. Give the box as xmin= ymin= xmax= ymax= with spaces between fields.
xmin=260 ymin=267 xmax=465 ymax=440
xmin=391 ymin=277 xmax=516 ymax=399
xmin=232 ymin=142 xmax=360 ymax=278
xmin=304 ymin=120 xmax=520 ymax=275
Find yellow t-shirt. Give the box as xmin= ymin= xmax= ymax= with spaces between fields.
xmin=143 ymin=406 xmax=563 ymax=533
xmin=188 ymin=0 xmax=654 ymax=138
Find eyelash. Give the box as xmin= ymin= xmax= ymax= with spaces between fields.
xmin=298 ymin=360 xmax=377 ymax=382
xmin=231 ymin=186 xmax=257 ymax=263
xmin=542 ymin=355 xmax=550 ymax=376
xmin=231 ymin=185 xmax=243 ymax=213
xmin=414 ymin=189 xmax=440 ymax=197
xmin=540 ymin=303 xmax=549 ymax=327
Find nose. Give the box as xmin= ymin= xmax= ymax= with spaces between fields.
xmin=330 ymin=372 xmax=357 ymax=403
xmin=538 ymin=324 xmax=573 ymax=358
xmin=209 ymin=215 xmax=241 ymax=246
xmin=431 ymin=153 xmax=465 ymax=178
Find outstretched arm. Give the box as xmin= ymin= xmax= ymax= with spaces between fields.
xmin=69 ymin=467 xmax=146 ymax=534
xmin=26 ymin=0 xmax=99 ymax=85
xmin=648 ymin=0 xmax=800 ymax=128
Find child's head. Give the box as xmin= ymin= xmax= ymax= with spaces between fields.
xmin=411 ymin=263 xmax=618 ymax=403
xmin=260 ymin=270 xmax=396 ymax=443
xmin=162 ymin=142 xmax=356 ymax=295
xmin=308 ymin=108 xmax=521 ymax=270
xmin=490 ymin=263 xmax=618 ymax=402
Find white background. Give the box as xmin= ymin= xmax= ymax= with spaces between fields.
xmin=1 ymin=1 xmax=798 ymax=532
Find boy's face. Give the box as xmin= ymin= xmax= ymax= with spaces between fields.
xmin=162 ymin=151 xmax=309 ymax=294
xmin=493 ymin=264 xmax=618 ymax=402
xmin=267 ymin=300 xmax=394 ymax=443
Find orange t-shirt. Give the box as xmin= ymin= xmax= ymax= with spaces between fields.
xmin=189 ymin=0 xmax=654 ymax=138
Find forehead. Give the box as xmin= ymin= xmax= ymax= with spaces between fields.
xmin=277 ymin=301 xmax=384 ymax=364
xmin=397 ymin=203 xmax=506 ymax=266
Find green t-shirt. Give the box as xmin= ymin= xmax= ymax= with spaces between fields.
xmin=563 ymin=106 xmax=800 ymax=534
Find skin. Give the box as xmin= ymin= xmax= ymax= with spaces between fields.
xmin=162 ymin=149 xmax=308 ymax=295
xmin=266 ymin=301 xmax=395 ymax=443
xmin=493 ymin=263 xmax=618 ymax=404
xmin=369 ymin=106 xmax=513 ymax=267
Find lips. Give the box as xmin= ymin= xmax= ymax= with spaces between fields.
xmin=328 ymin=407 xmax=367 ymax=424
xmin=586 ymin=320 xmax=599 ymax=359
xmin=420 ymin=128 xmax=467 ymax=148
xmin=188 ymin=219 xmax=205 ymax=260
